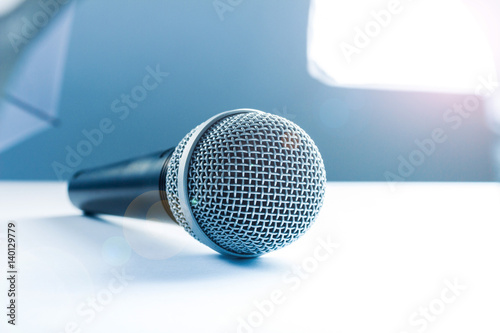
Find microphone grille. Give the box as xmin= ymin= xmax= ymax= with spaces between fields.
xmin=166 ymin=111 xmax=326 ymax=257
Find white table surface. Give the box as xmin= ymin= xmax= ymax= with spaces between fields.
xmin=0 ymin=181 xmax=499 ymax=333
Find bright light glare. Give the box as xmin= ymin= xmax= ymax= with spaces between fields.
xmin=307 ymin=0 xmax=497 ymax=93
xmin=0 ymin=0 xmax=24 ymax=16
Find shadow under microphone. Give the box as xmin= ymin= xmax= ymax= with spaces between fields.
xmin=68 ymin=109 xmax=327 ymax=258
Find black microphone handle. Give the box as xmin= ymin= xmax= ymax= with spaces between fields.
xmin=68 ymin=148 xmax=176 ymax=222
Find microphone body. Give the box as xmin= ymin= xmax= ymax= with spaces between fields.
xmin=68 ymin=148 xmax=175 ymax=221
xmin=68 ymin=109 xmax=327 ymax=258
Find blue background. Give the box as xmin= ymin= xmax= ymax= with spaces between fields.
xmin=0 ymin=0 xmax=494 ymax=181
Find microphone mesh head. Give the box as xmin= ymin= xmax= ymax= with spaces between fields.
xmin=166 ymin=111 xmax=326 ymax=256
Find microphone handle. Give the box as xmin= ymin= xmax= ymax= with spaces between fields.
xmin=68 ymin=148 xmax=176 ymax=222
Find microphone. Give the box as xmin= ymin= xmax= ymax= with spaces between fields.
xmin=68 ymin=109 xmax=327 ymax=258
